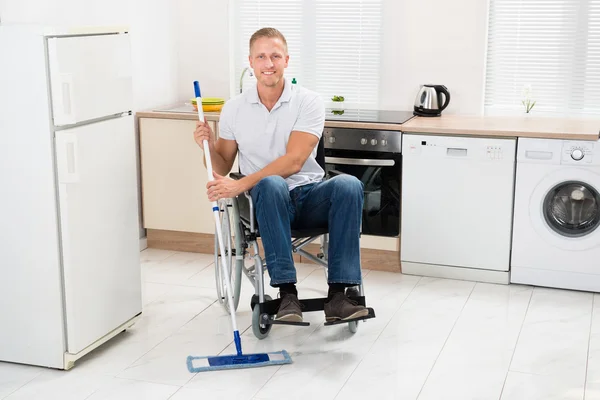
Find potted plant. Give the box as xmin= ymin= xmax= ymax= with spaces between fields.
xmin=331 ymin=95 xmax=345 ymax=111
xmin=522 ymin=84 xmax=536 ymax=114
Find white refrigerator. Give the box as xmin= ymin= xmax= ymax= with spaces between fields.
xmin=0 ymin=25 xmax=142 ymax=369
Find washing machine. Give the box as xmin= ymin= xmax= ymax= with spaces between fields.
xmin=511 ymin=137 xmax=600 ymax=292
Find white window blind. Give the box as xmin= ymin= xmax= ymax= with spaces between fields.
xmin=231 ymin=0 xmax=382 ymax=108
xmin=484 ymin=0 xmax=600 ymax=115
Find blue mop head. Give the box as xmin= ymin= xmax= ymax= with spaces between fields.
xmin=186 ymin=349 xmax=292 ymax=373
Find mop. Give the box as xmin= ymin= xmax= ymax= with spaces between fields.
xmin=186 ymin=81 xmax=292 ymax=373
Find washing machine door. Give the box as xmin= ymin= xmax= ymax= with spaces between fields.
xmin=531 ymin=168 xmax=600 ymax=250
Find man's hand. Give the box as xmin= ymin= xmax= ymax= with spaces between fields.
xmin=206 ymin=172 xmax=247 ymax=201
xmin=193 ymin=121 xmax=215 ymax=150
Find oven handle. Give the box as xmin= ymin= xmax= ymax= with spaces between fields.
xmin=325 ymin=156 xmax=395 ymax=167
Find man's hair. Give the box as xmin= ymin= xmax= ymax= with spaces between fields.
xmin=249 ymin=27 xmax=288 ymax=54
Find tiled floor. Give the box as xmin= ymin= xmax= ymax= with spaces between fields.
xmin=2 ymin=248 xmax=600 ymax=399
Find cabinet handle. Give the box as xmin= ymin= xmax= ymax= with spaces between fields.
xmin=446 ymin=147 xmax=468 ymax=157
xmin=325 ymin=157 xmax=395 ymax=166
xmin=525 ymin=150 xmax=553 ymax=160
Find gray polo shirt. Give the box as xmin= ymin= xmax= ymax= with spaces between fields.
xmin=218 ymin=78 xmax=325 ymax=191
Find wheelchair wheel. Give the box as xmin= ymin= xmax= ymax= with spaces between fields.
xmin=252 ymin=294 xmax=273 ymax=340
xmin=214 ymin=200 xmax=242 ymax=313
xmin=348 ymin=320 xmax=359 ymax=333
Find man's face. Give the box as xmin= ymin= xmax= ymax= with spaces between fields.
xmin=249 ymin=37 xmax=289 ymax=88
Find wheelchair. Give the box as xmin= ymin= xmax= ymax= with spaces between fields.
xmin=212 ymin=137 xmax=376 ymax=340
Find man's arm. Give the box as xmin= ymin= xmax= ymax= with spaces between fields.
xmin=237 ymin=130 xmax=319 ymax=192
xmin=206 ymin=137 xmax=238 ymax=176
xmin=194 ymin=120 xmax=238 ymax=176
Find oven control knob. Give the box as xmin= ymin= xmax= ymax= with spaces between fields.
xmin=381 ymin=139 xmax=388 ymax=146
xmin=371 ymin=139 xmax=378 ymax=146
xmin=328 ymin=136 xmax=336 ymax=144
xmin=360 ymin=138 xmax=368 ymax=145
xmin=571 ymin=148 xmax=584 ymax=161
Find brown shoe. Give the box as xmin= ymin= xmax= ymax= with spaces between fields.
xmin=324 ymin=292 xmax=369 ymax=322
xmin=275 ymin=293 xmax=303 ymax=322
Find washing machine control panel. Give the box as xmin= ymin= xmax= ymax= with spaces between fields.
xmin=571 ymin=148 xmax=584 ymax=161
xmin=562 ymin=142 xmax=594 ymax=164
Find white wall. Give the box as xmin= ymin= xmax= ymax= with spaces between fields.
xmin=379 ymin=0 xmax=489 ymax=115
xmin=175 ymin=0 xmax=231 ymax=102
xmin=176 ymin=0 xmax=490 ymax=115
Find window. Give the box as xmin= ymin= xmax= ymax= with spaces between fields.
xmin=231 ymin=0 xmax=383 ymax=108
xmin=484 ymin=0 xmax=600 ymax=115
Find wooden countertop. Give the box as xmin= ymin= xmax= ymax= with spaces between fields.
xmin=136 ymin=110 xmax=221 ymax=122
xmin=136 ymin=109 xmax=405 ymax=130
xmin=401 ymin=114 xmax=600 ymax=141
xmin=137 ymin=107 xmax=599 ymax=141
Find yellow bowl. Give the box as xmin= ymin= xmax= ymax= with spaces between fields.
xmin=202 ymin=103 xmax=223 ymax=112
xmin=192 ymin=102 xmax=223 ymax=112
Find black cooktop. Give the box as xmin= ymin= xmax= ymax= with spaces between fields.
xmin=325 ymin=109 xmax=415 ymax=125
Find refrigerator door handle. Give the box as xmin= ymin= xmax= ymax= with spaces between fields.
xmin=61 ymin=74 xmax=74 ymax=120
xmin=56 ymin=133 xmax=79 ymax=183
xmin=54 ymin=73 xmax=76 ymax=126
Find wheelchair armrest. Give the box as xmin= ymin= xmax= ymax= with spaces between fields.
xmin=228 ymin=172 xmax=256 ymax=232
xmin=327 ymin=169 xmax=346 ymax=178
xmin=229 ymin=172 xmax=246 ymax=181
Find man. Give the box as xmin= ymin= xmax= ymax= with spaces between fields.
xmin=193 ymin=27 xmax=368 ymax=323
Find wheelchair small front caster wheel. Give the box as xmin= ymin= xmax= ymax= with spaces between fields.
xmin=252 ymin=294 xmax=272 ymax=340
xmin=348 ymin=320 xmax=358 ymax=333
xmin=250 ymin=294 xmax=259 ymax=310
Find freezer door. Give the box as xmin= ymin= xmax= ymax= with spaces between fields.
xmin=55 ymin=115 xmax=141 ymax=354
xmin=47 ymin=33 xmax=132 ymax=126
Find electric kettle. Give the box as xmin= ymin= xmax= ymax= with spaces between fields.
xmin=413 ymin=84 xmax=451 ymax=117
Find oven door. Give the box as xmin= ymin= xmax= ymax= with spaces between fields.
xmin=324 ymin=150 xmax=401 ymax=237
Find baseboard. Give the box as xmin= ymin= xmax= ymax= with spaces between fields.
xmin=511 ymin=266 xmax=600 ymax=293
xmin=401 ymin=261 xmax=509 ymax=284
xmin=146 ymin=229 xmax=215 ymax=253
xmin=146 ymin=229 xmax=401 ymax=273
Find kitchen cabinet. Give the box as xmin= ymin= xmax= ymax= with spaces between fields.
xmin=139 ymin=118 xmax=236 ymax=234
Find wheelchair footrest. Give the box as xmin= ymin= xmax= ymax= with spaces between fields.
xmin=324 ymin=307 xmax=376 ymax=326
xmin=258 ymin=296 xmax=367 ymax=315
xmin=268 ymin=318 xmax=310 ymax=327
xmin=260 ymin=313 xmax=310 ymax=326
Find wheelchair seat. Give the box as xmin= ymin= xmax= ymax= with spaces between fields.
xmin=235 ymin=201 xmax=329 ymax=239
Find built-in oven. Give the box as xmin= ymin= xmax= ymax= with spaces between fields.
xmin=323 ymin=127 xmax=402 ymax=237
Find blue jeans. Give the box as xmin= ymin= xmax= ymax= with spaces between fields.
xmin=249 ymin=174 xmax=364 ymax=287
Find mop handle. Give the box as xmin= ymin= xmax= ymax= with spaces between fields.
xmin=194 ymin=81 xmax=216 ymax=200
xmin=194 ymin=81 xmax=242 ymax=355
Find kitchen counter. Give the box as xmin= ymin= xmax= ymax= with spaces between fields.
xmin=136 ymin=109 xmax=221 ymax=122
xmin=136 ymin=105 xmax=406 ymax=130
xmin=401 ymin=114 xmax=600 ymax=141
xmin=138 ymin=104 xmax=599 ymax=141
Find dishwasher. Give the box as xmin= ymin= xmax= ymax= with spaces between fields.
xmin=400 ymin=134 xmax=516 ymax=284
